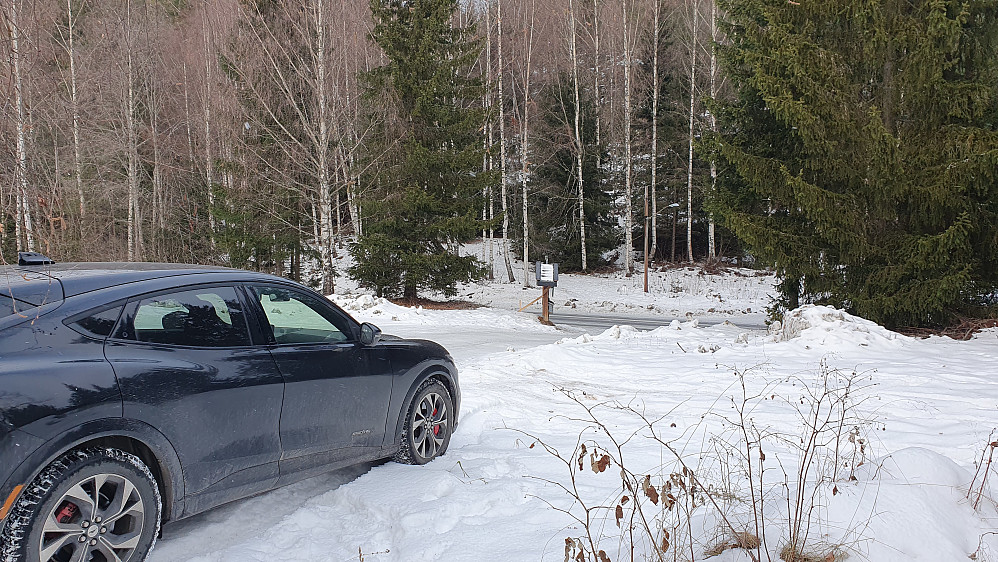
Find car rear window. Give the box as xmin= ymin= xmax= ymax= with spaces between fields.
xmin=68 ymin=305 xmax=124 ymax=338
xmin=128 ymin=287 xmax=251 ymax=347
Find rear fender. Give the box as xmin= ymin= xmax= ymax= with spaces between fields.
xmin=0 ymin=418 xmax=185 ymax=524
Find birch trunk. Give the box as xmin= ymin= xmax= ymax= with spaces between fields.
xmin=622 ymin=0 xmax=635 ymax=276
xmin=569 ymin=0 xmax=587 ymax=271
xmin=592 ymin=0 xmax=600 ymax=157
xmin=651 ymin=0 xmax=661 ymax=260
xmin=201 ymin=2 xmax=215 ymax=237
xmin=126 ymin=0 xmax=143 ymax=261
xmin=151 ymin=77 xmax=164 ymax=237
xmin=497 ymin=0 xmax=515 ymax=283
xmin=521 ymin=0 xmax=536 ymax=288
xmin=183 ymin=62 xmax=196 ymax=180
xmin=707 ymin=0 xmax=718 ymax=260
xmin=484 ymin=3 xmax=495 ymax=277
xmin=686 ymin=0 xmax=699 ymax=264
xmin=65 ymin=0 xmax=85 ymax=220
xmin=314 ymin=0 xmax=335 ymax=294
xmin=10 ymin=0 xmax=35 ymax=251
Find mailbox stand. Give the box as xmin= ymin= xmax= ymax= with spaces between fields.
xmin=535 ymin=262 xmax=559 ymax=325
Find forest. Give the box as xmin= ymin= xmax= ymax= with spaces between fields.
xmin=1 ymin=0 xmax=996 ymax=327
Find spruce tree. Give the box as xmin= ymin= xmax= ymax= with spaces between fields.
xmin=352 ymin=0 xmax=489 ymax=299
xmin=713 ymin=0 xmax=998 ymax=327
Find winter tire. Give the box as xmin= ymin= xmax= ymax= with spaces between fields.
xmin=0 ymin=448 xmax=161 ymax=562
xmin=395 ymin=380 xmax=454 ymax=465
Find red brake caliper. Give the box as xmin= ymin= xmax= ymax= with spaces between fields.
xmin=56 ymin=501 xmax=79 ymax=524
xmin=432 ymin=408 xmax=440 ymax=436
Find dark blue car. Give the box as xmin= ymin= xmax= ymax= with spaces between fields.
xmin=0 ymin=256 xmax=459 ymax=562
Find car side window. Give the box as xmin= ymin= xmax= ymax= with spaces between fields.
xmin=129 ymin=287 xmax=251 ymax=347
xmin=251 ymin=286 xmax=351 ymax=345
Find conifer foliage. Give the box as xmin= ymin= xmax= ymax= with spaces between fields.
xmin=713 ymin=0 xmax=998 ymax=328
xmin=351 ymin=0 xmax=489 ymax=299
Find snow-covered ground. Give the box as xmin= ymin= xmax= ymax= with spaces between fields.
xmin=149 ymin=258 xmax=998 ymax=562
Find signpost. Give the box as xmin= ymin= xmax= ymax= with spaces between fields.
xmin=535 ymin=262 xmax=559 ymax=325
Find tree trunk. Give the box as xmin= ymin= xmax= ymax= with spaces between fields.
xmin=707 ymin=0 xmax=718 ymax=260
xmin=651 ymin=0 xmax=661 ymax=260
xmin=622 ymin=0 xmax=635 ymax=276
xmin=592 ymin=0 xmax=601 ymax=161
xmin=201 ymin=1 xmax=215 ymax=239
xmin=484 ymin=3 xmax=495 ymax=278
xmin=314 ymin=0 xmax=335 ymax=295
xmin=521 ymin=0 xmax=536 ymax=288
xmin=686 ymin=0 xmax=699 ymax=264
xmin=10 ymin=0 xmax=35 ymax=251
xmin=125 ymin=0 xmax=143 ymax=261
xmin=569 ymin=0 xmax=587 ymax=271
xmin=497 ymin=0 xmax=515 ymax=283
xmin=65 ymin=0 xmax=85 ymax=221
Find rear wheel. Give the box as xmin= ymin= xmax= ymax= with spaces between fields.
xmin=395 ymin=380 xmax=453 ymax=465
xmin=1 ymin=448 xmax=161 ymax=562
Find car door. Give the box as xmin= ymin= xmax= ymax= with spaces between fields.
xmin=104 ymin=284 xmax=285 ymax=515
xmin=246 ymin=285 xmax=393 ymax=478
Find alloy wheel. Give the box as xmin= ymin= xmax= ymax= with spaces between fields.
xmin=39 ymin=473 xmax=145 ymax=562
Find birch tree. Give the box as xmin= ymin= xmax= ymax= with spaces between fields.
xmin=496 ymin=0 xmax=515 ymax=283
xmin=621 ymin=0 xmax=637 ymax=275
xmin=518 ymin=0 xmax=537 ymax=288
xmin=706 ymin=0 xmax=719 ymax=260
xmin=56 ymin=0 xmax=86 ymax=220
xmin=685 ymin=0 xmax=700 ymax=263
xmin=568 ymin=0 xmax=587 ymax=271
xmin=6 ymin=0 xmax=36 ymax=252
xmin=123 ymin=0 xmax=143 ymax=261
xmin=649 ymin=0 xmax=661 ymax=261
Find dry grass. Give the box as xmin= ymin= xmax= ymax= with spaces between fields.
xmin=778 ymin=544 xmax=841 ymax=562
xmin=898 ymin=317 xmax=998 ymax=340
xmin=704 ymin=531 xmax=762 ymax=557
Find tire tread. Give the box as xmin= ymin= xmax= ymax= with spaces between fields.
xmin=0 ymin=448 xmax=161 ymax=562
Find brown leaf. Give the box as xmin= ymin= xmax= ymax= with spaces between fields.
xmin=592 ymin=454 xmax=611 ymax=473
xmin=660 ymin=531 xmax=670 ymax=553
xmin=597 ymin=550 xmax=610 ymax=562
xmin=529 ymin=442 xmax=535 ymax=449
xmin=642 ymin=475 xmax=659 ymax=505
xmin=832 ymin=485 xmax=839 ymax=496
xmin=615 ymin=504 xmax=623 ymax=527
xmin=663 ymin=493 xmax=676 ymax=510
xmin=620 ymin=495 xmax=629 ymax=505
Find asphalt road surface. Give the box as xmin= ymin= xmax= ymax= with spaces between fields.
xmin=549 ymin=311 xmax=769 ymax=333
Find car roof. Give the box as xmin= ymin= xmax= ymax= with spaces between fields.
xmin=0 ymin=262 xmax=287 ymax=302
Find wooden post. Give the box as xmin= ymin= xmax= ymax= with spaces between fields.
xmin=540 ymin=286 xmax=551 ymax=325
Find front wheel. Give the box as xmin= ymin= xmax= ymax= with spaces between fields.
xmin=1 ymin=448 xmax=162 ymax=562
xmin=395 ymin=380 xmax=454 ymax=465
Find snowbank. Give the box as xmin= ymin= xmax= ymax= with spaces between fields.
xmin=769 ymin=304 xmax=907 ymax=347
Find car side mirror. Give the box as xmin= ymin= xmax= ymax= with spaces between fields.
xmin=360 ymin=322 xmax=382 ymax=346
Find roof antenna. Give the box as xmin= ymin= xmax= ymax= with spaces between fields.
xmin=18 ymin=252 xmax=55 ymax=266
